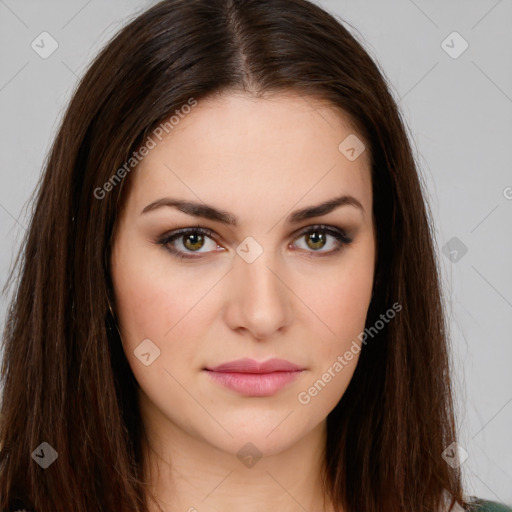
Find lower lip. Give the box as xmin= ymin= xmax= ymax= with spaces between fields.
xmin=204 ymin=370 xmax=302 ymax=397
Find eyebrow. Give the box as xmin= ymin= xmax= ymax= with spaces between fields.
xmin=141 ymin=194 xmax=364 ymax=225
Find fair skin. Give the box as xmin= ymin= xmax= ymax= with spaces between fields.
xmin=111 ymin=91 xmax=376 ymax=512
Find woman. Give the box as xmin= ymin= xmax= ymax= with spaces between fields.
xmin=0 ymin=0 xmax=509 ymax=511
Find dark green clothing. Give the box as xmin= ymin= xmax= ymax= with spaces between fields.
xmin=467 ymin=499 xmax=512 ymax=512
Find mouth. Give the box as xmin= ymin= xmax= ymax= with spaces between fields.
xmin=203 ymin=357 xmax=305 ymax=397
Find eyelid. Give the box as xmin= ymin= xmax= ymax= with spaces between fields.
xmin=292 ymin=223 xmax=352 ymax=243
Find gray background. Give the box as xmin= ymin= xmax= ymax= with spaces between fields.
xmin=0 ymin=0 xmax=511 ymax=504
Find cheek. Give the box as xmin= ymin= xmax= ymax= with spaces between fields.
xmin=110 ymin=237 xmax=209 ymax=363
xmin=303 ymin=256 xmax=374 ymax=350
xmin=110 ymin=241 xmax=214 ymax=407
xmin=112 ymin=259 xmax=174 ymax=341
xmin=294 ymin=269 xmax=371 ymax=415
xmin=294 ymin=243 xmax=374 ymax=410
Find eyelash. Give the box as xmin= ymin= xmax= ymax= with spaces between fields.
xmin=155 ymin=224 xmax=353 ymax=261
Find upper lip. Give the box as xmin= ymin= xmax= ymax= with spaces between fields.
xmin=205 ymin=358 xmax=304 ymax=373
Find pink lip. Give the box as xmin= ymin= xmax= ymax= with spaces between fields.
xmin=204 ymin=358 xmax=305 ymax=397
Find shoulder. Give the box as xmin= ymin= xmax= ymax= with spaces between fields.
xmin=465 ymin=498 xmax=512 ymax=512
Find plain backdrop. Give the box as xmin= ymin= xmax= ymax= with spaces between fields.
xmin=0 ymin=0 xmax=511 ymax=504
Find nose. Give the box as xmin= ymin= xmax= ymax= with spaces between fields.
xmin=224 ymin=245 xmax=293 ymax=341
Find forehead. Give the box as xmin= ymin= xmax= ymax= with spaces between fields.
xmin=126 ymin=91 xmax=372 ymax=219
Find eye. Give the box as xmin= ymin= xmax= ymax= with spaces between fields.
xmin=290 ymin=224 xmax=353 ymax=257
xmin=155 ymin=224 xmax=353 ymax=260
xmin=155 ymin=226 xmax=221 ymax=260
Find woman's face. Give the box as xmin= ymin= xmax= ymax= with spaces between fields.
xmin=110 ymin=91 xmax=376 ymax=457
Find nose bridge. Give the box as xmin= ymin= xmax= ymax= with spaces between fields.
xmin=229 ymin=236 xmax=292 ymax=337
xmin=235 ymin=239 xmax=283 ymax=302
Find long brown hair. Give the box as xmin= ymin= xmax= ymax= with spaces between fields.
xmin=0 ymin=0 xmax=469 ymax=510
